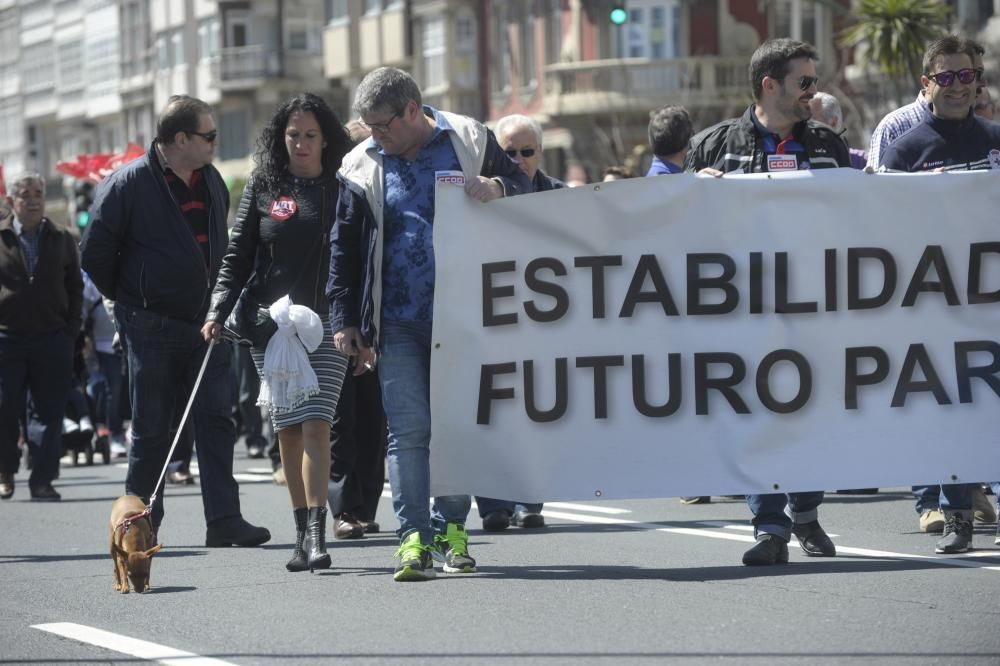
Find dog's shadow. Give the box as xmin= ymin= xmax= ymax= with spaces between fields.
xmin=145 ymin=586 xmax=197 ymax=594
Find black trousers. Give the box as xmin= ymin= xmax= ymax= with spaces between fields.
xmin=327 ymin=369 xmax=386 ymax=521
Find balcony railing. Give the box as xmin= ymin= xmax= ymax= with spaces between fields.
xmin=210 ymin=45 xmax=281 ymax=88
xmin=542 ymin=57 xmax=749 ymax=116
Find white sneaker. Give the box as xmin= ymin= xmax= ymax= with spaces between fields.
xmin=62 ymin=418 xmax=79 ymax=434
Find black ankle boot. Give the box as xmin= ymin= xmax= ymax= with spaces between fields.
xmin=307 ymin=505 xmax=331 ymax=571
xmin=286 ymin=508 xmax=309 ymax=572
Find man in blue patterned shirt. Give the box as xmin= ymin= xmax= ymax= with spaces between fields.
xmin=329 ymin=67 xmax=530 ymax=581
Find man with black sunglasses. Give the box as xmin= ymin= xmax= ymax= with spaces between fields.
xmin=685 ymin=38 xmax=849 ymax=567
xmin=81 ymin=95 xmax=271 ymax=548
xmin=493 ymin=114 xmax=564 ymax=193
xmin=685 ymin=38 xmax=848 ymax=178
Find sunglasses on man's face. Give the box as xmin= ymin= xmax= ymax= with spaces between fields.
xmin=188 ymin=130 xmax=218 ymax=143
xmin=505 ymin=148 xmax=536 ymax=158
xmin=927 ymin=68 xmax=978 ymax=87
xmin=795 ymin=75 xmax=819 ymax=91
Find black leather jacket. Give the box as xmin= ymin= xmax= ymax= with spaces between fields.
xmin=207 ymin=174 xmax=336 ymax=323
xmin=684 ymin=105 xmax=850 ymax=173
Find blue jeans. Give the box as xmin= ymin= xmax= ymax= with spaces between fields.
xmin=379 ymin=320 xmax=469 ymax=545
xmin=117 ymin=304 xmax=241 ymax=529
xmin=88 ymin=351 xmax=124 ymax=435
xmin=476 ymin=497 xmax=543 ymax=517
xmin=747 ymin=491 xmax=824 ymax=542
xmin=0 ymin=330 xmax=73 ymax=487
xmin=912 ymin=484 xmax=975 ymax=514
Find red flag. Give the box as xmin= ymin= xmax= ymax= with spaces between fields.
xmin=0 ymin=162 xmax=5 ymax=197
xmin=55 ymin=143 xmax=145 ymax=184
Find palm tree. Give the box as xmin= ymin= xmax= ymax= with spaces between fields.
xmin=840 ymin=0 xmax=951 ymax=104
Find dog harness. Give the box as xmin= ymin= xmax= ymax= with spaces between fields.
xmin=116 ymin=508 xmax=152 ymax=536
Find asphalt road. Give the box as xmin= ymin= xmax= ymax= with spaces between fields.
xmin=2 ymin=447 xmax=999 ymax=666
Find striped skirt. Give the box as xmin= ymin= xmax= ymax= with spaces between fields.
xmin=250 ymin=314 xmax=350 ymax=431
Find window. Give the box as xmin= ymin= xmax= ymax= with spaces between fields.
xmin=219 ymin=108 xmax=250 ymax=161
xmin=0 ymin=99 xmax=21 ymax=154
xmin=422 ymin=16 xmax=446 ymax=90
xmin=171 ymin=28 xmax=185 ymax=66
xmin=285 ymin=19 xmax=317 ymax=52
xmin=0 ymin=11 xmax=18 ymax=66
xmin=491 ymin=2 xmax=511 ymax=93
xmin=122 ymin=0 xmax=150 ymax=76
xmin=198 ymin=17 xmax=220 ymax=61
xmin=57 ymin=39 xmax=84 ymax=90
xmin=21 ymin=43 xmax=55 ymax=92
xmin=363 ymin=0 xmax=381 ymax=15
xmin=545 ymin=0 xmax=562 ymax=65
xmin=156 ymin=34 xmax=169 ymax=70
xmin=773 ymin=0 xmax=817 ymax=45
xmin=517 ymin=0 xmax=536 ymax=89
xmin=623 ymin=1 xmax=679 ymax=59
xmin=453 ymin=14 xmax=477 ymax=88
xmin=326 ymin=0 xmax=347 ymax=22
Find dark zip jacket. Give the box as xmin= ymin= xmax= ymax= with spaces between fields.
xmin=684 ymin=105 xmax=850 ymax=173
xmin=207 ymin=174 xmax=335 ymax=323
xmin=80 ymin=142 xmax=230 ymax=322
xmin=0 ymin=216 xmax=83 ymax=336
xmin=880 ymin=110 xmax=1000 ymax=172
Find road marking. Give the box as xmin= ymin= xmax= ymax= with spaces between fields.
xmin=541 ymin=510 xmax=1000 ymax=572
xmin=545 ymin=501 xmax=630 ymax=514
xmin=32 ymin=623 xmax=236 ymax=665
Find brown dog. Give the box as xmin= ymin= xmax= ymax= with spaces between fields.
xmin=109 ymin=495 xmax=162 ymax=593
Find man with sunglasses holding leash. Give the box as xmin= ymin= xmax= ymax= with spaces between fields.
xmin=81 ymin=95 xmax=270 ymax=548
xmin=880 ymin=35 xmax=1000 ymax=555
xmin=684 ymin=38 xmax=850 ymax=567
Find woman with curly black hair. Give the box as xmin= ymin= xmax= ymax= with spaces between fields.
xmin=202 ymin=93 xmax=367 ymax=572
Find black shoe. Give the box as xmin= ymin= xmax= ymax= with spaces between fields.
xmin=742 ymin=535 xmax=789 ymax=566
xmin=512 ymin=510 xmax=545 ymax=528
xmin=247 ymin=444 xmax=265 ymax=459
xmin=936 ymin=513 xmax=973 ymax=554
xmin=306 ymin=506 xmax=331 ymax=571
xmin=791 ymin=521 xmax=836 ymax=557
xmin=286 ymin=508 xmax=309 ymax=572
xmin=206 ymin=516 xmax=271 ymax=547
xmin=29 ymin=484 xmax=61 ymax=501
xmin=482 ymin=510 xmax=511 ymax=532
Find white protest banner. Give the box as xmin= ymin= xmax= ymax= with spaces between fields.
xmin=428 ymin=170 xmax=1000 ymax=501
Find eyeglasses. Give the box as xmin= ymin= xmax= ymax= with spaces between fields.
xmin=358 ymin=110 xmax=402 ymax=134
xmin=796 ymin=75 xmax=819 ymax=91
xmin=927 ymin=68 xmax=978 ymax=87
xmin=188 ymin=130 xmax=218 ymax=143
xmin=504 ymin=148 xmax=536 ymax=158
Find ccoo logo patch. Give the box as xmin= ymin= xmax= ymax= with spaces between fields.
xmin=270 ymin=196 xmax=297 ymax=220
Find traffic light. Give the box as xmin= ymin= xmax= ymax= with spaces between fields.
xmin=73 ymin=181 xmax=94 ymax=229
xmin=610 ymin=5 xmax=627 ymax=25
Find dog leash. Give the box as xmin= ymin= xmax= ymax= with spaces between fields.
xmin=147 ymin=338 xmax=217 ymax=511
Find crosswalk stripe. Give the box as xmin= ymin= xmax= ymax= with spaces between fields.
xmin=32 ymin=623 xmax=237 ymax=665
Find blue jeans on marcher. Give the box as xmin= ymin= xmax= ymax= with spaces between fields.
xmin=88 ymin=351 xmax=124 ymax=436
xmin=0 ymin=330 xmax=73 ymax=488
xmin=378 ymin=320 xmax=470 ymax=545
xmin=747 ymin=491 xmax=824 ymax=542
xmin=116 ymin=304 xmax=241 ymax=530
xmin=476 ymin=497 xmax=543 ymax=518
xmin=912 ymin=484 xmax=975 ymax=515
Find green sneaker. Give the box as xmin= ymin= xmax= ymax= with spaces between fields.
xmin=434 ymin=522 xmax=477 ymax=573
xmin=393 ymin=531 xmax=436 ymax=582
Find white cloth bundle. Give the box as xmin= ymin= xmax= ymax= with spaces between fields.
xmin=257 ymin=296 xmax=324 ymax=412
